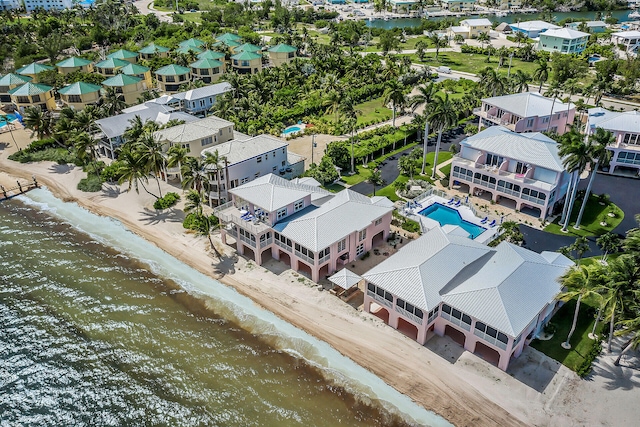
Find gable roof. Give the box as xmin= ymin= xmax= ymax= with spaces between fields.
xmin=268 ymin=43 xmax=297 ymax=53
xmin=107 ymin=49 xmax=138 ymax=60
xmin=363 ymin=227 xmax=492 ymax=312
xmin=231 ymin=51 xmax=263 ymax=61
xmin=138 ymin=43 xmax=170 ymax=54
xmin=58 ymin=81 xmax=102 ymax=95
xmin=462 ymin=126 xmax=565 ymax=172
xmin=101 ymin=74 xmax=142 ymax=87
xmin=540 ymin=28 xmax=589 ymax=39
xmin=95 ymin=57 xmax=129 ymax=69
xmin=329 ymin=268 xmax=362 ymax=290
xmin=0 ymin=73 xmax=32 ymax=86
xmin=120 ymin=63 xmax=150 ymax=75
xmin=587 ymin=107 xmax=640 ymax=133
xmin=203 ymin=134 xmax=286 ymax=166
xmin=155 ymin=64 xmax=191 ymax=76
xmin=8 ymin=82 xmax=52 ymax=96
xmin=230 ymin=173 xmax=331 ymax=212
xmin=482 ymin=92 xmax=574 ymax=118
xmin=16 ymin=62 xmax=54 ymax=75
xmin=154 ymin=115 xmax=234 ymax=144
xmin=56 ymin=56 xmax=92 ymax=68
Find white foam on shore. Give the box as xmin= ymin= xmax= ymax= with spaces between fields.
xmin=17 ymin=188 xmax=453 ymax=427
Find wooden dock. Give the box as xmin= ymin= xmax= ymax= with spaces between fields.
xmin=0 ymin=177 xmax=40 ymax=202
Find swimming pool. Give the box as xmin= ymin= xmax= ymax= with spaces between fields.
xmin=418 ymin=203 xmax=486 ymax=239
xmin=283 ymin=125 xmax=304 ymax=135
xmin=0 ymin=114 xmax=17 ymax=128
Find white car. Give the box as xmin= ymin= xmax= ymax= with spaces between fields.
xmin=436 ymin=66 xmax=452 ymax=74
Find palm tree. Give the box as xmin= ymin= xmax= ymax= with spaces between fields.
xmin=135 ymin=132 xmax=166 ymax=198
xmin=533 ymin=58 xmax=549 ymax=92
xmin=73 ymin=131 xmax=98 ymax=168
xmin=430 ymin=35 xmax=448 ymax=61
xmin=543 ymin=82 xmax=562 ymax=133
xmin=558 ymin=130 xmax=591 ymax=232
xmin=479 ymin=67 xmax=505 ymax=97
xmin=181 ymin=156 xmax=211 ymax=196
xmin=428 ymin=94 xmax=458 ymax=180
xmin=367 ymin=168 xmax=384 ymax=196
xmin=117 ymin=147 xmax=160 ymax=199
xmin=614 ymin=309 xmax=640 ymax=366
xmin=167 ymin=145 xmax=189 ymax=182
xmin=557 ymin=264 xmax=604 ymax=349
xmin=22 ymin=106 xmax=53 ymax=139
xmin=184 ymin=188 xmax=204 ymax=217
xmin=0 ymin=114 xmax=20 ymax=151
xmin=383 ymin=79 xmax=406 ymax=127
xmin=102 ymin=87 xmax=127 ymax=116
xmin=597 ymin=232 xmax=621 ymax=262
xmin=510 ymin=69 xmax=531 ymax=93
xmin=573 ymin=128 xmax=615 ymax=230
xmin=477 ymin=31 xmax=490 ymax=49
xmin=204 ymin=150 xmax=225 ymax=206
xmin=410 ymin=83 xmax=437 ymax=174
xmin=323 ymin=89 xmax=343 ymax=124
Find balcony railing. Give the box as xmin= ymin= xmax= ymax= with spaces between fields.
xmin=474 ymin=329 xmax=508 ymax=350
xmin=395 ymin=306 xmax=423 ymax=325
xmin=295 ymin=250 xmax=315 ymax=266
xmin=367 ymin=290 xmax=393 ymax=308
xmin=239 ymin=234 xmax=256 ymax=248
xmin=259 ymin=236 xmax=273 ymax=249
xmin=472 ymin=177 xmax=497 ymax=190
xmin=521 ymin=194 xmax=545 ymax=205
xmin=441 ymin=312 xmax=471 ymax=331
xmin=226 ymin=227 xmax=238 ymax=238
xmin=496 ymin=185 xmax=521 ymax=198
xmin=318 ymin=253 xmax=331 ymax=264
xmin=275 ymin=240 xmax=292 ymax=253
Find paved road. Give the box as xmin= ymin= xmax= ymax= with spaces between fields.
xmin=349 ymin=126 xmax=466 ymax=196
xmin=137 ymin=0 xmax=173 ymax=22
xmin=520 ymin=226 xmax=602 ymax=256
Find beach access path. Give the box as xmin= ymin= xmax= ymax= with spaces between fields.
xmin=2 ymin=129 xmax=639 ymax=427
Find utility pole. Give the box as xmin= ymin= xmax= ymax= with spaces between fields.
xmin=311 ymin=133 xmax=316 ymax=165
xmin=507 ymin=52 xmax=514 ymax=78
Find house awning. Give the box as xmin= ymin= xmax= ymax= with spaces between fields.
xmin=328 ymin=268 xmax=362 ymax=290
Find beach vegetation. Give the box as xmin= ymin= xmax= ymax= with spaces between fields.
xmin=77 ymin=175 xmax=104 ymax=193
xmin=8 ymin=147 xmax=78 ymax=165
xmin=154 ymin=192 xmax=181 ymax=210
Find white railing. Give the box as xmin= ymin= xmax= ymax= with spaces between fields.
xmin=275 ymin=240 xmax=292 ymax=253
xmin=395 ymin=306 xmax=423 ymax=325
xmin=260 ymin=237 xmax=273 ymax=249
xmin=473 ymin=177 xmax=497 ymax=190
xmin=521 ymin=194 xmax=545 ymax=205
xmin=212 ymin=201 xmax=233 ymax=215
xmin=497 ymin=186 xmax=521 ymax=198
xmin=473 ymin=329 xmax=508 ymax=350
xmin=367 ymin=290 xmax=393 ymax=308
xmin=319 ymin=253 xmax=330 ymax=264
xmin=239 ymin=234 xmax=256 ymax=248
xmin=441 ymin=312 xmax=471 ymax=331
xmin=295 ymin=250 xmax=315 ymax=265
xmin=226 ymin=227 xmax=238 ymax=238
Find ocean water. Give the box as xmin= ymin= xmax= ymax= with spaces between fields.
xmin=0 ymin=189 xmax=451 ymax=427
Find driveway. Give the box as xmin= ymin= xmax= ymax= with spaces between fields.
xmin=519 ymin=226 xmax=602 ymax=257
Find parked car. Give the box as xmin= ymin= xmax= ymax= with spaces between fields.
xmin=436 ymin=66 xmax=451 ymax=74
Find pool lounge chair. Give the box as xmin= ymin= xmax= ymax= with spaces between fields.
xmin=480 ymin=216 xmax=488 ymax=224
xmin=454 ymin=200 xmax=461 ymax=207
xmin=488 ymin=219 xmax=496 ymax=227
xmin=447 ymin=198 xmax=455 ymax=205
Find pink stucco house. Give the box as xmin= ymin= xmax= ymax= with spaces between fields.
xmin=475 ymin=92 xmax=575 ymax=135
xmin=213 ymin=174 xmax=394 ymax=282
xmin=360 ymin=227 xmax=573 ymax=371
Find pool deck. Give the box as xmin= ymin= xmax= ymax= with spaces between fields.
xmin=402 ymin=194 xmax=499 ymax=244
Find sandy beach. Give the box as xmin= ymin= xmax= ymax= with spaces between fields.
xmin=2 ymin=129 xmax=639 ymax=427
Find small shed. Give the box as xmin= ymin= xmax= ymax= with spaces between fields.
xmin=328 ymin=268 xmax=362 ymax=301
xmin=495 ymin=22 xmax=512 ymax=34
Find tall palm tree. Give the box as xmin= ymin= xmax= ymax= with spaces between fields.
xmin=117 ymin=147 xmax=159 ymax=199
xmin=558 ymin=130 xmax=591 ymax=232
xmin=479 ymin=67 xmax=505 ymax=97
xmin=22 ymin=106 xmax=53 ymax=140
xmin=428 ymin=94 xmax=458 ymax=180
xmin=410 ymin=83 xmax=437 ymax=174
xmin=367 ymin=168 xmax=384 ymax=196
xmin=181 ymin=155 xmax=211 ymax=196
xmin=72 ymin=131 xmax=98 ymax=168
xmin=533 ymin=58 xmax=549 ymax=92
xmin=510 ymin=69 xmax=531 ymax=93
xmin=167 ymin=145 xmax=189 ymax=182
xmin=204 ymin=150 xmax=225 ymax=206
xmin=135 ymin=132 xmax=166 ymax=198
xmin=102 ymin=87 xmax=127 ymax=116
xmin=383 ymin=79 xmax=406 ymax=128
xmin=614 ymin=308 xmax=640 ymax=366
xmin=544 ymin=82 xmax=562 ymax=133
xmin=323 ymin=89 xmax=343 ymax=124
xmin=574 ymin=128 xmax=615 ymax=230
xmin=557 ymin=264 xmax=604 ymax=349
xmin=0 ymin=114 xmax=21 ymax=151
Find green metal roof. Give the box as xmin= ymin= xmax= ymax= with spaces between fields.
xmin=268 ymin=43 xmax=297 ymax=53
xmin=175 ymin=45 xmax=204 ymax=55
xmin=16 ymin=62 xmax=54 ymax=75
xmin=8 ymin=82 xmax=52 ymax=96
xmin=107 ymin=49 xmax=139 ymax=60
xmin=214 ymin=39 xmax=240 ymax=48
xmin=190 ymin=58 xmax=224 ymax=69
xmin=0 ymin=73 xmax=32 ymax=86
xmin=95 ymin=58 xmax=129 ymax=69
xmin=58 ymin=81 xmax=102 ymax=95
xmin=231 ymin=51 xmax=263 ymax=61
xmin=179 ymin=38 xmax=205 ymax=48
xmin=138 ymin=43 xmax=170 ymax=54
xmin=101 ymin=74 xmax=142 ymax=87
xmin=216 ymin=33 xmax=242 ymax=43
xmin=56 ymin=56 xmax=93 ymax=68
xmin=120 ymin=63 xmax=150 ymax=75
xmin=197 ymin=50 xmax=225 ymax=60
xmin=155 ymin=64 xmax=191 ymax=76
xmin=235 ymin=43 xmax=262 ymax=53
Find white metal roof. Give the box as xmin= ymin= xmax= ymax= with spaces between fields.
xmin=510 ymin=20 xmax=560 ymax=32
xmin=170 ymin=82 xmax=232 ymax=101
xmin=290 ymin=177 xmax=321 ymax=187
xmin=363 ymin=227 xmax=492 ymax=312
xmin=540 ymin=28 xmax=589 ymax=39
xmin=587 ymin=107 xmax=640 ymax=134
xmin=202 ymin=134 xmax=287 ymax=166
xmin=612 ymin=30 xmax=640 ymax=39
xmin=482 ymin=92 xmax=574 ymax=119
xmin=328 ymin=268 xmax=362 ymax=290
xmin=462 ymin=126 xmax=565 ymax=172
xmin=229 ymin=173 xmax=331 ymax=212
xmin=461 ymin=18 xmax=492 ymax=27
xmin=442 ymin=242 xmax=572 ymax=337
xmin=274 ymin=189 xmax=393 ymax=252
xmin=154 ymin=116 xmax=234 ymax=144
xmin=95 ymin=106 xmax=198 ymax=139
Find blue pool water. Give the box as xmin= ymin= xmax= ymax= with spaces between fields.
xmin=283 ymin=125 xmax=303 ymax=135
xmin=418 ymin=203 xmax=486 ymax=239
xmin=0 ymin=113 xmax=17 ymax=128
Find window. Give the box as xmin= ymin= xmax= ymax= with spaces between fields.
xmin=254 ymin=172 xmax=260 ymax=179
xmin=396 ymin=299 xmax=424 ymax=319
xmin=201 ymin=69 xmax=210 ymax=75
xmin=181 ymin=143 xmax=190 ymax=151
xmin=617 ymin=151 xmax=640 ymax=165
xmin=526 ymin=118 xmax=534 ymax=128
xmin=201 ymin=136 xmax=213 ymax=146
xmin=212 ymin=67 xmax=220 ymax=74
xmin=318 ymin=247 xmax=330 ymax=259
xmin=257 ymin=157 xmax=262 ymax=163
xmin=241 ymin=60 xmax=250 ymax=67
xmin=179 ymin=75 xmax=186 ymax=82
xmin=276 ymin=207 xmax=287 ymax=220
xmin=369 ymin=283 xmax=393 ymax=302
xmin=515 ymin=162 xmax=527 ymax=174
xmin=358 ymin=229 xmax=366 ymax=242
xmin=272 ymin=166 xmax=277 ymax=172
xmin=356 ymin=243 xmax=364 ymax=257
xmin=165 ymin=76 xmax=175 ymax=82
xmin=281 ymin=161 xmax=286 ymax=166
xmin=623 ymin=133 xmax=640 ymax=145
xmin=294 ymin=199 xmax=304 ymax=212
xmin=241 ymin=177 xmax=249 ymax=184
xmin=68 ymin=95 xmax=82 ymax=103
xmin=337 ymin=239 xmax=346 ymax=252
xmin=485 ymin=153 xmax=504 ymax=166
xmin=374 ymin=218 xmax=382 ymax=226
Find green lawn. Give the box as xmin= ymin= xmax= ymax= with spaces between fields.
xmin=340 ymin=141 xmax=420 ymax=186
xmin=580 ymin=252 xmax=622 ymax=267
xmin=322 ymin=97 xmax=392 ymax=126
xmin=531 ymin=298 xmax=603 ymax=372
xmin=322 ymin=182 xmax=346 ymax=193
xmin=439 ymin=162 xmax=452 ymax=178
xmin=401 ymin=51 xmax=539 ymax=76
xmin=180 ymin=12 xmax=202 ymax=23
xmin=544 ymin=196 xmax=624 ymax=237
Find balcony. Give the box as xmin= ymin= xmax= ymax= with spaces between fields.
xmin=214 ymin=203 xmax=271 ymax=235
xmin=474 ymin=329 xmax=508 ymax=350
xmin=453 ymin=157 xmax=555 ymax=192
xmin=395 ymin=306 xmax=423 ymax=325
xmin=295 ymin=250 xmax=315 ymax=266
xmin=367 ymin=290 xmax=393 ymax=308
xmin=473 ymin=107 xmax=517 ymax=130
xmin=441 ymin=312 xmax=471 ymax=331
xmin=239 ymin=234 xmax=256 ymax=248
xmin=318 ymin=253 xmax=331 ymax=264
xmin=259 ymin=236 xmax=273 ymax=249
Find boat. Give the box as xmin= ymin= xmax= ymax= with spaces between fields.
xmin=495 ymin=11 xmax=507 ymax=18
xmin=630 ymin=11 xmax=640 ymax=19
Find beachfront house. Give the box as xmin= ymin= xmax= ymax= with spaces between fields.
xmin=58 ymin=82 xmax=102 ymax=110
xmin=101 ymin=74 xmax=146 ymax=105
xmin=0 ymin=73 xmax=32 ymax=103
xmin=107 ymin=49 xmax=139 ymax=65
xmin=23 ymin=0 xmax=72 ymax=11
xmin=450 ymin=126 xmax=571 ymax=219
xmin=16 ymin=62 xmax=54 ymax=83
xmin=55 ymin=57 xmax=94 ymax=75
xmin=267 ymin=44 xmax=298 ymax=67
xmin=361 ymin=226 xmax=573 ymax=371
xmin=138 ymin=43 xmax=170 ymax=60
xmin=214 ymin=174 xmax=393 ymax=282
xmin=509 ymin=20 xmax=560 ymax=38
xmin=155 ymin=64 xmax=192 ymax=94
xmin=611 ymin=31 xmax=640 ymax=52
xmin=8 ymin=82 xmax=57 ymax=113
xmin=475 ymin=92 xmax=575 ymax=135
xmin=190 ymin=58 xmax=225 ymax=84
xmin=565 ymin=20 xmax=607 ymax=33
xmin=440 ymin=0 xmax=476 ymax=12
xmin=538 ymin=28 xmax=589 ymax=55
xmin=448 ymin=18 xmax=492 ymax=40
xmin=585 ymin=107 xmax=640 ymax=177
xmin=230 ymin=51 xmax=263 ymax=75
xmin=154 ymin=115 xmax=236 ymax=158
xmin=95 ymin=58 xmax=129 ymax=76
xmin=202 ymin=135 xmax=305 ymax=205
